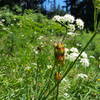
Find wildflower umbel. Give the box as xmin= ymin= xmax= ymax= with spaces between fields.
xmin=80 ymin=58 xmax=89 ymax=67
xmin=76 ymin=18 xmax=84 ymax=29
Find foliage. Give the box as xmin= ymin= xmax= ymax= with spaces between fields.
xmin=0 ymin=10 xmax=100 ymax=100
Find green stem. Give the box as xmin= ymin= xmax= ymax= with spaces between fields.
xmin=56 ymin=83 xmax=59 ymax=100
xmin=55 ymin=64 xmax=60 ymax=100
xmin=41 ymin=31 xmax=97 ymax=100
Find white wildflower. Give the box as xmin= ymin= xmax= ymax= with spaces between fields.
xmin=68 ymin=52 xmax=79 ymax=61
xmin=59 ymin=16 xmax=65 ymax=22
xmin=47 ymin=65 xmax=52 ymax=69
xmin=76 ymin=43 xmax=82 ymax=47
xmin=35 ymin=51 xmax=38 ymax=54
xmin=76 ymin=18 xmax=84 ymax=29
xmin=64 ymin=14 xmax=75 ymax=23
xmin=80 ymin=58 xmax=89 ymax=67
xmin=68 ymin=24 xmax=75 ymax=32
xmin=1 ymin=19 xmax=5 ymax=22
xmin=70 ymin=47 xmax=79 ymax=53
xmin=33 ymin=49 xmax=38 ymax=54
xmin=81 ymin=52 xmax=88 ymax=58
xmin=52 ymin=15 xmax=61 ymax=22
xmin=77 ymin=73 xmax=88 ymax=79
xmin=64 ymin=93 xmax=69 ymax=97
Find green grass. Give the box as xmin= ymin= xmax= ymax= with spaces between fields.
xmin=0 ymin=12 xmax=100 ymax=100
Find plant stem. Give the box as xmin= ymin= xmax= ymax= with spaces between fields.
xmin=56 ymin=83 xmax=59 ymax=100
xmin=55 ymin=64 xmax=60 ymax=100
xmin=41 ymin=31 xmax=97 ymax=100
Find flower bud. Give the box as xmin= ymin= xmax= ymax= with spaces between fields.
xmin=54 ymin=42 xmax=65 ymax=64
xmin=55 ymin=72 xmax=62 ymax=81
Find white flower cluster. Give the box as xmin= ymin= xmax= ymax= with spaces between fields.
xmin=67 ymin=47 xmax=79 ymax=61
xmin=77 ymin=73 xmax=88 ymax=79
xmin=76 ymin=19 xmax=84 ymax=30
xmin=70 ymin=47 xmax=79 ymax=53
xmin=52 ymin=14 xmax=75 ymax=24
xmin=65 ymin=47 xmax=90 ymax=67
xmin=81 ymin=52 xmax=88 ymax=58
xmin=68 ymin=24 xmax=75 ymax=32
xmin=33 ymin=48 xmax=38 ymax=54
xmin=80 ymin=52 xmax=90 ymax=67
xmin=64 ymin=93 xmax=70 ymax=98
xmin=52 ymin=15 xmax=61 ymax=22
xmin=80 ymin=58 xmax=89 ymax=67
xmin=1 ymin=19 xmax=5 ymax=22
xmin=68 ymin=53 xmax=78 ymax=61
xmin=52 ymin=14 xmax=84 ymax=34
xmin=47 ymin=65 xmax=52 ymax=69
xmin=64 ymin=14 xmax=75 ymax=23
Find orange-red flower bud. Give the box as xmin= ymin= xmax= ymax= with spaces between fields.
xmin=54 ymin=42 xmax=65 ymax=63
xmin=56 ymin=55 xmax=64 ymax=61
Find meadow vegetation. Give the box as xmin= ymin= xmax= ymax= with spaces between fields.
xmin=0 ymin=9 xmax=100 ymax=100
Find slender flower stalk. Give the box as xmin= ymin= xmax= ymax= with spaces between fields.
xmin=55 ymin=63 xmax=62 ymax=100
xmin=39 ymin=43 xmax=64 ymax=100
xmin=56 ymin=83 xmax=59 ymax=100
xmin=55 ymin=72 xmax=62 ymax=100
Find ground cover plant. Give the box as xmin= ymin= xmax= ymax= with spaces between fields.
xmin=0 ymin=9 xmax=100 ymax=100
